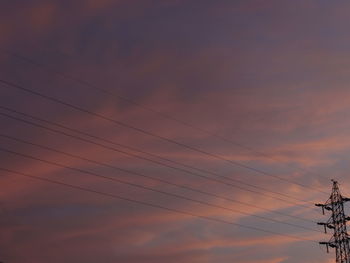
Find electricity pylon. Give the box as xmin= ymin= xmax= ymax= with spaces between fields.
xmin=316 ymin=180 xmax=350 ymax=263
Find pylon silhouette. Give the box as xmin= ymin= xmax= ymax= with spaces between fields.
xmin=316 ymin=180 xmax=350 ymax=262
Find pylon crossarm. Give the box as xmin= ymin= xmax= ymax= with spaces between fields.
xmin=317 ymin=222 xmax=328 ymax=233
xmin=319 ymin=242 xmax=330 ymax=253
xmin=315 ymin=203 xmax=328 ymax=215
xmin=329 ymin=243 xmax=337 ymax=248
xmin=320 ymin=241 xmax=337 ymax=253
xmin=318 ymin=222 xmax=335 ymax=233
xmin=327 ymin=224 xmax=335 ymax=230
xmin=343 ymin=197 xmax=350 ymax=202
xmin=324 ymin=205 xmax=332 ymax=211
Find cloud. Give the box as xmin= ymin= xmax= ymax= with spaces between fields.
xmin=1 ymin=0 xmax=347 ymax=262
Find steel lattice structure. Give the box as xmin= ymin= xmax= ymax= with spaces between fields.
xmin=316 ymin=180 xmax=350 ymax=263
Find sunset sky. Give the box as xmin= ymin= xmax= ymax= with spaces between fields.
xmin=1 ymin=1 xmax=350 ymax=262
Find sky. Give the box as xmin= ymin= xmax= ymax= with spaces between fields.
xmin=1 ymin=0 xmax=350 ymax=262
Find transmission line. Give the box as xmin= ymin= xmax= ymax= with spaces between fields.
xmin=0 ymin=79 xmax=329 ymax=195
xmin=1 ymin=48 xmax=331 ymax=183
xmin=0 ymin=146 xmax=321 ymax=232
xmin=0 ymin=110 xmax=320 ymax=210
xmin=0 ymin=105 xmax=319 ymax=206
xmin=0 ymin=167 xmax=319 ymax=243
xmin=0 ymin=133 xmax=317 ymax=224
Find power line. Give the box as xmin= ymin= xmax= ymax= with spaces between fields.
xmin=0 ymin=146 xmax=321 ymax=232
xmin=1 ymin=48 xmax=331 ymax=183
xmin=0 ymin=133 xmax=317 ymax=224
xmin=0 ymin=105 xmax=318 ymax=206
xmin=0 ymin=166 xmax=319 ymax=243
xmin=0 ymin=109 xmax=319 ymax=210
xmin=0 ymin=79 xmax=329 ymax=195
